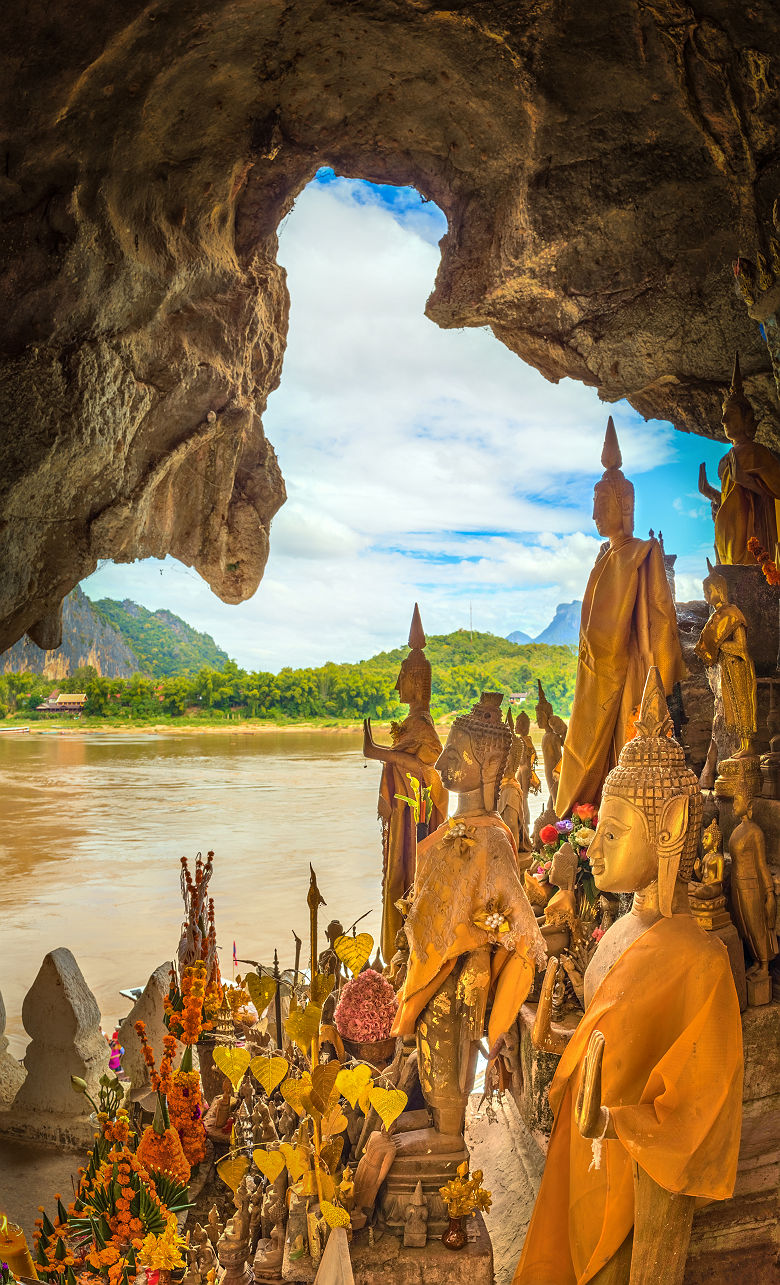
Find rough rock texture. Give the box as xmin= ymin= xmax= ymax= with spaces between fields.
xmin=0 ymin=989 xmax=25 ymax=1108
xmin=2 ymin=0 xmax=780 ymax=649
xmin=117 ymin=961 xmax=178 ymax=1102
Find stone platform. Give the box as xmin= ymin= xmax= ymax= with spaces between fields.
xmin=281 ymin=1214 xmax=493 ymax=1284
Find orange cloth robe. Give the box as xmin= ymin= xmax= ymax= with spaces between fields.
xmin=715 ymin=440 xmax=780 ymax=565
xmin=392 ymin=814 xmax=546 ymax=1050
xmin=556 ymin=538 xmax=685 ymax=816
xmin=378 ymin=711 xmax=447 ymax=962
xmin=514 ymin=915 xmax=743 ymax=1285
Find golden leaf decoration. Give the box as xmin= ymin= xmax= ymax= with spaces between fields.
xmin=285 ymin=1003 xmax=322 ymax=1053
xmin=319 ymin=1023 xmax=345 ymax=1062
xmin=310 ymin=972 xmax=335 ymax=1007
xmin=333 ymin=933 xmax=374 ymax=978
xmin=368 ymin=1086 xmax=407 ymax=1131
xmin=335 ymin=1064 xmax=373 ymax=1109
xmin=212 ymin=1046 xmax=251 ymax=1091
xmin=217 ymin=1154 xmax=250 ymax=1193
xmin=279 ymin=1142 xmax=307 ymax=1182
xmin=280 ymin=1075 xmax=311 ymax=1116
xmin=250 ymin=1055 xmax=289 ymax=1096
xmin=319 ymin=1136 xmax=344 ymax=1176
xmin=320 ymin=1200 xmax=351 ymax=1229
xmin=253 ymin=1148 xmax=286 ymax=1183
xmin=245 ymin=972 xmax=277 ymax=1016
xmin=311 ymin=1061 xmax=341 ymax=1112
xmin=321 ymin=1101 xmax=349 ymax=1138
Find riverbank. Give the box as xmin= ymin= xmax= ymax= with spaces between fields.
xmin=0 ymin=713 xmax=462 ymax=735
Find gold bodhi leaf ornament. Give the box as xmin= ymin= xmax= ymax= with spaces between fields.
xmin=310 ymin=972 xmax=336 ymax=1006
xmin=212 ymin=1046 xmax=251 ymax=1091
xmin=253 ymin=1148 xmax=286 ymax=1183
xmin=245 ymin=971 xmax=278 ymax=1017
xmin=335 ymin=1063 xmax=373 ymax=1109
xmin=333 ymin=933 xmax=374 ymax=977
xmin=368 ymin=1086 xmax=407 ymax=1131
xmin=285 ymin=1002 xmax=322 ymax=1053
xmin=250 ymin=1054 xmax=289 ymax=1096
xmin=217 ymin=1153 xmax=250 ymax=1193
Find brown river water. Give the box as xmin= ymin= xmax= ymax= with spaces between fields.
xmin=0 ymin=729 xmax=386 ymax=1058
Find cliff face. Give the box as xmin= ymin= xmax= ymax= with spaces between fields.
xmin=535 ymin=602 xmax=582 ymax=646
xmin=0 ymin=588 xmax=138 ymax=679
xmin=2 ymin=0 xmax=779 ymax=651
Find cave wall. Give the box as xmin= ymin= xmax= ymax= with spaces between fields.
xmin=2 ymin=0 xmax=780 ymax=651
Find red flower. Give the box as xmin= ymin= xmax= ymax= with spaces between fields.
xmin=572 ymin=803 xmax=598 ymax=821
xmin=539 ymin=824 xmax=559 ymax=846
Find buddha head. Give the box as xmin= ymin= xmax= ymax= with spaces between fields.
xmin=721 ymin=352 xmax=757 ymax=444
xmin=588 ymin=667 xmax=701 ymax=915
xmin=703 ymin=558 xmax=729 ymax=610
xmin=592 ymin=417 xmax=635 ymax=539
xmin=436 ymin=692 xmax=512 ymax=811
xmin=395 ymin=603 xmax=431 ymax=706
xmin=515 ymin=708 xmax=531 ymax=738
xmin=701 ymin=817 xmax=722 ymax=856
xmin=549 ymin=840 xmax=578 ymax=892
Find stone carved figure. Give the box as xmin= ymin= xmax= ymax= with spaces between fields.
xmin=519 ymin=668 xmax=743 ymax=1285
xmin=392 ymin=692 xmax=546 ymax=1135
xmin=729 ymin=787 xmax=778 ymax=1004
xmin=536 ymin=680 xmax=568 ymax=809
xmin=515 ymin=708 xmax=541 ymax=841
xmin=556 ymin=419 xmax=685 ymax=817
xmin=498 ymin=709 xmax=532 ymax=857
xmin=698 ymin=353 xmax=780 ymax=565
xmin=363 ymin=604 xmax=448 ymax=962
xmin=403 ymin=1181 xmax=429 ymax=1247
xmin=541 ymin=841 xmax=579 ymax=958
xmin=695 ymin=560 xmax=757 ymax=773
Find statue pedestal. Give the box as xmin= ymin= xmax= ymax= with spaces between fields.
xmin=513 ymin=1002 xmax=580 ymax=1143
xmin=380 ymin=1128 xmax=468 ymax=1235
xmin=281 ymin=1214 xmax=493 ymax=1284
xmin=747 ymin=973 xmax=772 ymax=1006
xmin=715 ymin=755 xmax=762 ymax=800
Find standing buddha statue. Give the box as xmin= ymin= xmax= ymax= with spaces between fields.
xmin=536 ymin=680 xmax=568 ymax=810
xmin=498 ymin=709 xmax=533 ymax=860
xmin=363 ymin=604 xmax=448 ymax=963
xmin=517 ymin=668 xmax=743 ymax=1285
xmin=556 ymin=418 xmax=685 ymax=817
xmin=698 ymin=352 xmax=780 ymax=565
xmin=392 ymin=693 xmax=546 ymax=1136
xmin=694 ymin=559 xmax=757 ymax=773
xmin=729 ymin=785 xmax=778 ymax=1005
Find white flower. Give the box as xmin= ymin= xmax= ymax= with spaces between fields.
xmin=574 ymin=827 xmax=595 ymax=848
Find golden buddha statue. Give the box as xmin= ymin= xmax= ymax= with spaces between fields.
xmin=363 ymin=604 xmax=448 ymax=962
xmin=498 ymin=709 xmax=533 ymax=860
xmin=392 ymin=693 xmax=546 ymax=1136
xmin=698 ymin=353 xmax=780 ymax=565
xmin=556 ymin=419 xmax=685 ymax=818
xmin=518 ymin=668 xmax=743 ymax=1285
xmin=536 ymin=680 xmax=568 ymax=809
xmin=515 ymin=708 xmax=541 ymax=836
xmin=694 ymin=560 xmax=757 ymax=769
xmin=541 ymin=841 xmax=579 ymax=958
xmin=729 ymin=786 xmax=778 ymax=1005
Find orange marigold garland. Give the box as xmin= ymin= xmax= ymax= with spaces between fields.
xmin=132 ymin=1024 xmax=191 ymax=1185
xmin=748 ymin=535 xmax=780 ymax=585
xmin=167 ymin=1045 xmax=206 ymax=1167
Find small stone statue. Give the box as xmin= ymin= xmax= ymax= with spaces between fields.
xmin=278 ymin=1101 xmax=297 ymax=1142
xmin=536 ymin=680 xmax=568 ymax=811
xmin=253 ymin=1098 xmax=278 ymax=1144
xmin=206 ymin=1204 xmax=224 ymax=1248
xmin=318 ymin=919 xmax=345 ymax=981
xmin=515 ymin=709 xmax=541 ymax=840
xmin=498 ymin=709 xmax=532 ymax=857
xmin=387 ymin=926 xmax=410 ymax=991
xmin=213 ymin=1078 xmax=234 ymax=1130
xmin=695 ymin=559 xmax=757 ymax=785
xmin=217 ymin=1219 xmax=251 ymax=1285
xmin=541 ymin=841 xmax=579 ymax=958
xmin=403 ymin=1181 xmax=429 ymax=1247
xmin=729 ymin=786 xmax=779 ymax=1005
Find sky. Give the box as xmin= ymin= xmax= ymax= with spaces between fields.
xmin=82 ymin=169 xmax=728 ymax=672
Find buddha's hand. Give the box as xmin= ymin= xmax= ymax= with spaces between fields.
xmin=574 ymin=1029 xmax=613 ymax=1141
xmin=362 ymin=717 xmax=377 ymax=758
xmin=531 ymin=958 xmax=567 ymax=1056
xmin=698 ymin=462 xmax=719 ymax=505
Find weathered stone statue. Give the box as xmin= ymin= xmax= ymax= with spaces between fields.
xmin=363 ymin=604 xmax=448 ymax=962
xmin=556 ymin=419 xmax=685 ymax=817
xmin=695 ymin=560 xmax=757 ymax=781
xmin=515 ymin=708 xmax=541 ymax=839
xmin=518 ymin=668 xmax=743 ymax=1285
xmin=729 ymin=786 xmax=778 ymax=1006
xmin=541 ymin=841 xmax=579 ymax=958
xmin=698 ymin=353 xmax=780 ymax=565
xmin=536 ymin=680 xmax=568 ymax=809
xmin=393 ymin=692 xmax=546 ymax=1135
xmin=498 ymin=709 xmax=532 ymax=858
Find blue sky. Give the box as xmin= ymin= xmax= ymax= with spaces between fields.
xmin=83 ymin=171 xmax=729 ymax=670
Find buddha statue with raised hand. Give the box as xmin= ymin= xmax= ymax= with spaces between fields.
xmin=517 ymin=668 xmax=743 ymax=1285
xmin=556 ymin=418 xmax=685 ymax=817
xmin=363 ymin=604 xmax=448 ymax=962
xmin=392 ymin=693 xmax=545 ymax=1137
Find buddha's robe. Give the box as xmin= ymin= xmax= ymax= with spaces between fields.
xmin=514 ymin=915 xmax=743 ymax=1285
xmin=694 ymin=602 xmax=756 ymax=739
xmin=498 ymin=776 xmax=526 ymax=849
xmin=556 ymin=538 xmax=684 ymax=816
xmin=715 ymin=440 xmax=780 ymax=565
xmin=378 ymin=711 xmax=447 ymax=962
xmin=392 ymin=814 xmax=546 ymax=1049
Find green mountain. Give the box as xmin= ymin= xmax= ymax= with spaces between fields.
xmin=90 ymin=598 xmax=230 ymax=677
xmin=0 ymin=586 xmax=138 ymax=679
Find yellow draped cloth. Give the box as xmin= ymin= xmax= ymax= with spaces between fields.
xmin=378 ymin=711 xmax=448 ymax=962
xmin=392 ymin=814 xmax=545 ymax=1050
xmin=715 ymin=441 xmax=780 ymax=565
xmin=695 ymin=603 xmax=756 ymax=739
xmin=514 ymin=915 xmax=743 ymax=1285
xmin=556 ymin=538 xmax=684 ymax=817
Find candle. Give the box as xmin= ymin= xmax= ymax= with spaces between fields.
xmin=0 ymin=1218 xmax=37 ymax=1281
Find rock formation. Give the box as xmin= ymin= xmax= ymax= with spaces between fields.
xmin=0 ymin=989 xmax=25 ymax=1108
xmin=117 ymin=961 xmax=178 ymax=1102
xmin=2 ymin=0 xmax=779 ymax=648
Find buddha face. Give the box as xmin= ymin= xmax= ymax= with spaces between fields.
xmin=435 ymin=725 xmax=482 ymax=793
xmin=592 ymin=482 xmax=626 ymax=539
xmin=721 ymin=401 xmax=755 ymax=444
xmin=587 ymin=796 xmax=657 ymax=893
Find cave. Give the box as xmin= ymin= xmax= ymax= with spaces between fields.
xmin=2 ymin=0 xmax=780 ymax=653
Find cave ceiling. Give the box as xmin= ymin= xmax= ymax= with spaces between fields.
xmin=1 ymin=0 xmax=779 ymax=651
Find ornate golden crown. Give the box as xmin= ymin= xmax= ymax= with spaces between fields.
xmin=454 ymin=692 xmax=513 ymax=783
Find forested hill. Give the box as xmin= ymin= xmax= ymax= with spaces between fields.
xmin=91 ymin=598 xmax=229 ymax=677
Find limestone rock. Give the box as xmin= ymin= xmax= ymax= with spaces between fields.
xmin=0 ymin=989 xmax=25 ymax=1108
xmin=2 ymin=0 xmax=779 ymax=647
xmin=13 ymin=948 xmax=109 ymax=1117
xmin=118 ymin=961 xmax=178 ymax=1102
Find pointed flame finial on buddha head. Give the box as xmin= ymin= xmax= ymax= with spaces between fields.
xmin=593 ymin=417 xmax=635 ymax=538
xmin=395 ymin=602 xmax=432 ymax=706
xmin=593 ymin=667 xmax=702 ymax=916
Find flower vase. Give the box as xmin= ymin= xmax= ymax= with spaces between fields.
xmin=341 ymin=1034 xmax=397 ymax=1068
xmin=441 ymin=1216 xmax=467 ymax=1250
xmin=416 ymin=821 xmax=429 ymax=843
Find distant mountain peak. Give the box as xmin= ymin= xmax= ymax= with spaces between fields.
xmin=534 ymin=600 xmax=581 ymax=646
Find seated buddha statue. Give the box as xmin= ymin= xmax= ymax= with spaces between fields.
xmin=392 ymin=693 xmax=546 ymax=1136
xmin=556 ymin=419 xmax=685 ymax=818
xmin=698 ymin=353 xmax=780 ymax=565
xmin=363 ymin=604 xmax=448 ymax=962
xmin=518 ymin=668 xmax=743 ymax=1285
